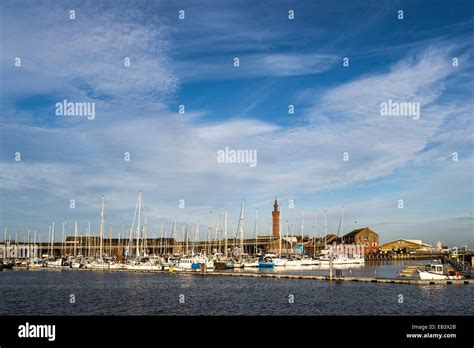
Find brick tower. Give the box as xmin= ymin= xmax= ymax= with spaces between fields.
xmin=272 ymin=198 xmax=280 ymax=237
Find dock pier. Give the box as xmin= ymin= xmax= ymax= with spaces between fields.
xmin=53 ymin=267 xmax=473 ymax=285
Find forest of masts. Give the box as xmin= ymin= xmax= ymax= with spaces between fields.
xmin=2 ymin=192 xmax=339 ymax=259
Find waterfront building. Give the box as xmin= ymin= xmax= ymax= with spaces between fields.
xmin=379 ymin=239 xmax=433 ymax=254
xmin=342 ymin=227 xmax=379 ymax=254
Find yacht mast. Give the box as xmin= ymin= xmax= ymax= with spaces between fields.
xmin=324 ymin=210 xmax=327 ymax=248
xmin=34 ymin=230 xmax=37 ymax=260
xmin=196 ymin=223 xmax=200 ymax=255
xmin=74 ymin=221 xmax=78 ymax=258
xmin=254 ymin=208 xmax=258 ymax=256
xmin=87 ymin=222 xmax=91 ymax=258
xmin=160 ymin=220 xmax=164 ymax=255
xmin=142 ymin=208 xmax=148 ymax=257
xmin=109 ymin=225 xmax=113 ymax=257
xmin=172 ymin=217 xmax=177 ymax=255
xmin=341 ymin=206 xmax=344 ymax=243
xmin=290 ymin=204 xmax=295 ymax=241
xmin=300 ymin=209 xmax=305 ymax=255
xmin=99 ymin=195 xmax=105 ymax=261
xmin=62 ymin=220 xmax=66 ymax=257
xmin=224 ymin=210 xmax=228 ymax=258
xmin=207 ymin=211 xmax=212 ymax=256
xmin=51 ymin=222 xmax=55 ymax=258
xmin=3 ymin=227 xmax=7 ymax=261
xmin=136 ymin=191 xmax=142 ymax=259
xmin=185 ymin=224 xmax=189 ymax=255
xmin=238 ymin=200 xmax=245 ymax=260
xmin=313 ymin=210 xmax=317 ymax=256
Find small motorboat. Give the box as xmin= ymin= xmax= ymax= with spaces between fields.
xmin=47 ymin=258 xmax=64 ymax=268
xmin=418 ymin=261 xmax=463 ymax=280
xmin=258 ymin=256 xmax=275 ymax=268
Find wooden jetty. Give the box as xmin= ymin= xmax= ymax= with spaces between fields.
xmin=173 ymin=270 xmax=473 ymax=285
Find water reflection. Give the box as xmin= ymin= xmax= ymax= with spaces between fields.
xmin=229 ymin=260 xmax=426 ymax=279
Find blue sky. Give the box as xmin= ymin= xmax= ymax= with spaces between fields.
xmin=0 ymin=0 xmax=473 ymax=246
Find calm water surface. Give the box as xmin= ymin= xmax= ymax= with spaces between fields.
xmin=1 ymin=261 xmax=472 ymax=316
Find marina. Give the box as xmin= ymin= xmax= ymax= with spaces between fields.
xmin=1 ymin=194 xmax=472 ymax=284
xmin=1 ymin=262 xmax=473 ymax=316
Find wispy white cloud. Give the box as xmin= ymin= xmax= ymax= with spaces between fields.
xmin=174 ymin=52 xmax=338 ymax=81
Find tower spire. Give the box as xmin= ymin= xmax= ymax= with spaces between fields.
xmin=272 ymin=198 xmax=280 ymax=237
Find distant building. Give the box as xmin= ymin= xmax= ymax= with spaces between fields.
xmin=342 ymin=227 xmax=379 ymax=254
xmin=379 ymin=239 xmax=433 ymax=253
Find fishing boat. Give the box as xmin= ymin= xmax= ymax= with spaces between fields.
xmin=417 ymin=261 xmax=463 ymax=280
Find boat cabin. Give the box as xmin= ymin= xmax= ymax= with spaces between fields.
xmin=425 ymin=261 xmax=446 ymax=275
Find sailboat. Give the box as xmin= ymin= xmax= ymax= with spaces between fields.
xmin=124 ymin=192 xmax=162 ymax=271
xmin=47 ymin=222 xmax=64 ymax=268
xmin=286 ymin=209 xmax=304 ymax=267
xmin=86 ymin=196 xmax=111 ymax=270
xmin=233 ymin=200 xmax=245 ymax=268
xmin=243 ymin=208 xmax=259 ymax=267
xmin=301 ymin=210 xmax=319 ymax=265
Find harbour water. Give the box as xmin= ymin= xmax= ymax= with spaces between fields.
xmin=1 ymin=261 xmax=472 ymax=316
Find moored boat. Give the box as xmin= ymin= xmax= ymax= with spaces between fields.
xmin=417 ymin=261 xmax=463 ymax=280
xmin=258 ymin=255 xmax=275 ymax=268
xmin=243 ymin=259 xmax=259 ymax=268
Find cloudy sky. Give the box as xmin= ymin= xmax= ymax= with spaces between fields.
xmin=0 ymin=0 xmax=473 ymax=246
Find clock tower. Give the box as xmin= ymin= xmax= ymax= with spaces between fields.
xmin=272 ymin=198 xmax=280 ymax=237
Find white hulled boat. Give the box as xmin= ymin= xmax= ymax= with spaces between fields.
xmin=301 ymin=257 xmax=320 ymax=266
xmin=243 ymin=258 xmax=259 ymax=267
xmin=418 ymin=261 xmax=463 ymax=280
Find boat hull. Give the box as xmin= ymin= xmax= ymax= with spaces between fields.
xmin=417 ymin=270 xmax=462 ymax=280
xmin=258 ymin=262 xmax=275 ymax=268
xmin=243 ymin=262 xmax=259 ymax=268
